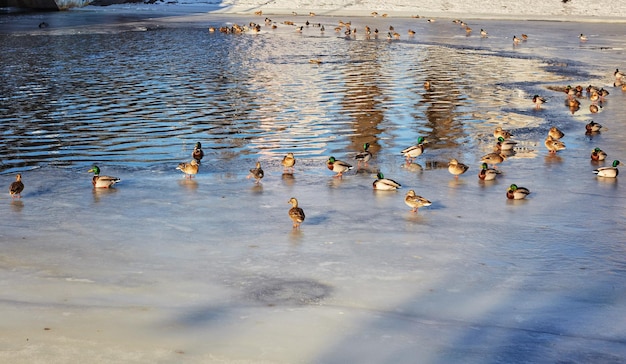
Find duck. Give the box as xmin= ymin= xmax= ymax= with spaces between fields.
xmin=355 ymin=143 xmax=373 ymax=167
xmin=448 ymin=158 xmax=469 ymax=177
xmin=494 ymin=126 xmax=513 ymax=140
xmin=88 ymin=165 xmax=121 ymax=188
xmin=287 ymin=197 xmax=305 ymax=229
xmin=281 ymin=152 xmax=296 ymax=172
xmin=579 ymin=33 xmax=588 ymax=41
xmin=593 ymin=160 xmax=622 ymax=178
xmin=521 ymin=34 xmax=528 ymax=40
xmin=589 ymin=104 xmax=599 ymax=113
xmin=615 ymin=68 xmax=625 ymax=81
xmin=585 ymin=120 xmax=603 ymax=133
xmin=495 ymin=136 xmax=517 ymax=151
xmin=401 ymin=136 xmax=426 ymax=162
xmin=513 ymin=35 xmax=521 ymax=44
xmin=478 ymin=163 xmax=500 ymax=181
xmin=544 ymin=135 xmax=566 ymax=153
xmin=480 ymin=152 xmax=506 ymax=167
xmin=247 ymin=161 xmax=264 ymax=183
xmin=532 ymin=95 xmax=546 ymax=109
xmin=176 ymin=160 xmax=199 ymax=179
xmin=404 ymin=190 xmax=432 ymax=212
xmin=548 ymin=126 xmax=565 ymax=140
xmin=192 ymin=142 xmax=204 ymax=163
xmin=506 ymin=184 xmax=530 ymax=200
xmin=590 ymin=147 xmax=607 ymax=161
xmin=568 ymin=97 xmax=581 ymax=109
xmin=9 ymin=173 xmax=24 ymax=198
xmin=480 ymin=28 xmax=488 ymax=37
xmin=373 ymin=172 xmax=401 ymax=190
xmin=327 ymin=156 xmax=353 ymax=177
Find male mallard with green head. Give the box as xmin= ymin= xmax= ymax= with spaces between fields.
xmin=288 ymin=197 xmax=305 ymax=229
xmin=495 ymin=136 xmax=517 ymax=151
xmin=373 ymin=172 xmax=401 ymax=190
xmin=404 ymin=190 xmax=431 ymax=212
xmin=89 ymin=165 xmax=121 ymax=188
xmin=9 ymin=173 xmax=24 ymax=198
xmin=585 ymin=120 xmax=603 ymax=133
xmin=532 ymin=95 xmax=546 ymax=109
xmin=192 ymin=142 xmax=204 ymax=164
xmin=506 ymin=184 xmax=530 ymax=200
xmin=327 ymin=156 xmax=353 ymax=177
xmin=590 ymin=147 xmax=607 ymax=161
xmin=355 ymin=143 xmax=373 ymax=167
xmin=478 ymin=163 xmax=500 ymax=181
xmin=401 ymin=136 xmax=426 ymax=162
xmin=593 ymin=160 xmax=622 ymax=178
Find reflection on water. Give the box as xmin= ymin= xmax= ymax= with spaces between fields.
xmin=1 ymin=12 xmax=626 ymax=175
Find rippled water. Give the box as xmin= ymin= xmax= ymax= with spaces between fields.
xmin=2 ymin=10 xmax=624 ymax=174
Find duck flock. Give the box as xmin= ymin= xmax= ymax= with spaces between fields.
xmin=7 ymin=14 xmax=625 ymax=230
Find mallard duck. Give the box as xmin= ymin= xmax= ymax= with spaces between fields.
xmin=327 ymin=156 xmax=352 ymax=177
xmin=568 ymin=98 xmax=581 ymax=109
xmin=585 ymin=120 xmax=603 ymax=133
xmin=373 ymin=172 xmax=401 ymax=190
xmin=9 ymin=173 xmax=24 ymax=198
xmin=513 ymin=35 xmax=521 ymax=44
xmin=579 ymin=33 xmax=587 ymax=41
xmin=88 ymin=165 xmax=121 ymax=188
xmin=287 ymin=197 xmax=305 ymax=229
xmin=281 ymin=152 xmax=296 ymax=172
xmin=532 ymin=95 xmax=546 ymax=109
xmin=192 ymin=142 xmax=204 ymax=163
xmin=176 ymin=160 xmax=199 ymax=179
xmin=599 ymin=88 xmax=609 ymax=101
xmin=589 ymin=90 xmax=600 ymax=103
xmin=247 ymin=161 xmax=264 ymax=183
xmin=355 ymin=143 xmax=373 ymax=167
xmin=404 ymin=190 xmax=432 ymax=212
xmin=544 ymin=135 xmax=566 ymax=153
xmin=478 ymin=163 xmax=500 ymax=181
xmin=401 ymin=136 xmax=426 ymax=162
xmin=495 ymin=136 xmax=517 ymax=151
xmin=548 ymin=126 xmax=564 ymax=140
xmin=494 ymin=126 xmax=513 ymax=140
xmin=448 ymin=158 xmax=469 ymax=177
xmin=480 ymin=28 xmax=488 ymax=37
xmin=521 ymin=34 xmax=528 ymax=40
xmin=589 ymin=104 xmax=599 ymax=113
xmin=480 ymin=152 xmax=506 ymax=167
xmin=507 ymin=184 xmax=530 ymax=200
xmin=590 ymin=147 xmax=608 ymax=161
xmin=593 ymin=160 xmax=622 ymax=178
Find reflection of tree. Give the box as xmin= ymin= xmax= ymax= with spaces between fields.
xmin=340 ymin=41 xmax=386 ymax=156
xmin=418 ymin=47 xmax=467 ymax=151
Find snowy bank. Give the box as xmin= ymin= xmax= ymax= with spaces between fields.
xmin=156 ymin=0 xmax=626 ymax=21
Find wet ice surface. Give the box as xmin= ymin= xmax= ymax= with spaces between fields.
xmin=1 ymin=8 xmax=626 ymax=363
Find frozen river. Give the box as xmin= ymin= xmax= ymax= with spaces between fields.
xmin=1 ymin=6 xmax=626 ymax=363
